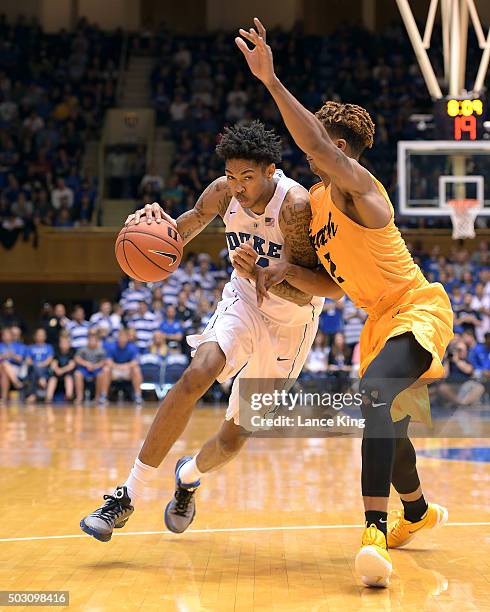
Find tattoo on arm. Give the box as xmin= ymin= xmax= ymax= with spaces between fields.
xmin=176 ymin=208 xmax=207 ymax=243
xmin=268 ymin=191 xmax=317 ymax=306
xmin=215 ymin=176 xmax=232 ymax=218
xmin=176 ymin=177 xmax=230 ymax=244
xmin=268 ymin=278 xmax=312 ymax=306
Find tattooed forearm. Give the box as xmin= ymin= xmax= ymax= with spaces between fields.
xmin=214 ymin=177 xmax=232 ymax=218
xmin=175 ymin=177 xmax=229 ymax=245
xmin=176 ymin=209 xmax=210 ymax=244
xmin=268 ymin=280 xmax=312 ymax=306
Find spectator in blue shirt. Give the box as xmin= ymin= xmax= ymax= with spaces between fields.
xmin=470 ymin=332 xmax=490 ymax=373
xmin=25 ymin=328 xmax=54 ymax=403
xmin=460 ymin=271 xmax=476 ymax=295
xmin=0 ymin=327 xmax=26 ymax=404
xmin=100 ymin=328 xmax=142 ymax=405
xmin=160 ymin=305 xmax=183 ymax=343
xmin=319 ymin=300 xmax=344 ymax=345
xmin=449 ymin=284 xmax=464 ymax=313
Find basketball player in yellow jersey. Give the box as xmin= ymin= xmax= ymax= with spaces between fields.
xmin=235 ymin=19 xmax=454 ymax=588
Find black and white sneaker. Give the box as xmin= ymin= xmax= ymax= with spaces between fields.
xmin=164 ymin=456 xmax=200 ymax=534
xmin=80 ymin=486 xmax=134 ymax=542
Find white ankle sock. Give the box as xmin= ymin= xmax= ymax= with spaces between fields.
xmin=123 ymin=458 xmax=158 ymax=502
xmin=178 ymin=456 xmax=203 ymax=485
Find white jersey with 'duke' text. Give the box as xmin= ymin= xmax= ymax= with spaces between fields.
xmin=222 ymin=169 xmax=324 ymax=326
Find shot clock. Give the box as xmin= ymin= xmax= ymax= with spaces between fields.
xmin=434 ymin=97 xmax=487 ymax=141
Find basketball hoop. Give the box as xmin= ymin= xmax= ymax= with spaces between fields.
xmin=447 ymin=199 xmax=480 ymax=239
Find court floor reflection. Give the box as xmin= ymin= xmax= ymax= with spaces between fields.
xmin=1 ymin=403 xmax=489 ymax=610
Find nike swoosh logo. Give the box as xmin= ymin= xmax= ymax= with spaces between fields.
xmin=230 ymin=211 xmax=237 ymax=214
xmin=148 ymin=249 xmax=178 ymax=265
xmin=372 ymin=402 xmax=387 ymax=408
xmin=277 ymin=357 xmax=290 ymax=361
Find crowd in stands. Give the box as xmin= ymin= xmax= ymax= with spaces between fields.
xmin=0 ymin=15 xmax=121 ymax=247
xmin=139 ymin=22 xmax=490 ymax=226
xmin=1 ymin=242 xmax=489 ymax=407
xmin=1 ymin=16 xmax=488 ymax=239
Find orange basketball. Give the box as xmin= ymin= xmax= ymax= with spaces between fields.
xmin=115 ymin=220 xmax=183 ymax=282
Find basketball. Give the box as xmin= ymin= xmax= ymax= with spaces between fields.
xmin=115 ymin=219 xmax=183 ymax=282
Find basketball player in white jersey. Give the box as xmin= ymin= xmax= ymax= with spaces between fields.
xmin=80 ymin=121 xmax=333 ymax=541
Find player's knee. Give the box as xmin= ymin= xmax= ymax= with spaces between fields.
xmin=177 ymin=343 xmax=225 ymax=397
xmin=359 ymin=377 xmax=393 ymax=423
xmin=179 ymin=363 xmax=214 ymax=397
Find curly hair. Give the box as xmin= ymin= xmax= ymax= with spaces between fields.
xmin=215 ymin=120 xmax=282 ymax=165
xmin=315 ymin=101 xmax=375 ymax=157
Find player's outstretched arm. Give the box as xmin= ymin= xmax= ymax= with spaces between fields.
xmin=235 ymin=19 xmax=377 ymax=200
xmin=125 ymin=177 xmax=231 ymax=246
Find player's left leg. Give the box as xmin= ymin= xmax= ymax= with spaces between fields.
xmin=355 ymin=332 xmax=432 ymax=587
xmin=192 ymin=418 xmax=249 ymax=473
xmin=164 ymin=318 xmax=319 ymax=534
xmin=164 ymin=418 xmax=248 ymax=533
xmin=388 ymin=416 xmax=448 ymax=548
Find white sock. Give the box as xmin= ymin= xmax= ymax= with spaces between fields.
xmin=123 ymin=458 xmax=158 ymax=502
xmin=178 ymin=455 xmax=203 ymax=485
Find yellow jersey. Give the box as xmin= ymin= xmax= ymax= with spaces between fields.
xmin=309 ymin=176 xmax=454 ymax=423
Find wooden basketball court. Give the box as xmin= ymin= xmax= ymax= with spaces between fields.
xmin=1 ymin=403 xmax=490 ymax=610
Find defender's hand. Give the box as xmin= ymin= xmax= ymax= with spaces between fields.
xmin=256 ymin=262 xmax=289 ymax=307
xmin=125 ymin=202 xmax=177 ymax=227
xmin=235 ymin=18 xmax=276 ymax=87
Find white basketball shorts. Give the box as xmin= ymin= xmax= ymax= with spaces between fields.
xmin=187 ymin=281 xmax=319 ymax=425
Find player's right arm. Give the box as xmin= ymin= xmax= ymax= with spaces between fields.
xmin=124 ymin=177 xmax=231 ymax=246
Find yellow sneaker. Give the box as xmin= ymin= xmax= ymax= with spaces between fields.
xmin=388 ymin=502 xmax=448 ymax=548
xmin=355 ymin=524 xmax=393 ymax=588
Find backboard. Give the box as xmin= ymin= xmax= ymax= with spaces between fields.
xmin=397 ymin=140 xmax=490 ymax=218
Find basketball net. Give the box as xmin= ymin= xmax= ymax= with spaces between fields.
xmin=447 ymin=198 xmax=480 ymax=239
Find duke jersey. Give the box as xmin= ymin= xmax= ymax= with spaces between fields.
xmin=222 ymin=170 xmax=324 ymax=327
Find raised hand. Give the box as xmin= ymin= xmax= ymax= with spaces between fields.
xmin=235 ymin=18 xmax=276 ymax=87
xmin=125 ymin=202 xmax=178 ymax=227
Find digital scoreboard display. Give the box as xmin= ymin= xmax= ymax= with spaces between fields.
xmin=434 ymin=97 xmax=487 ymax=140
